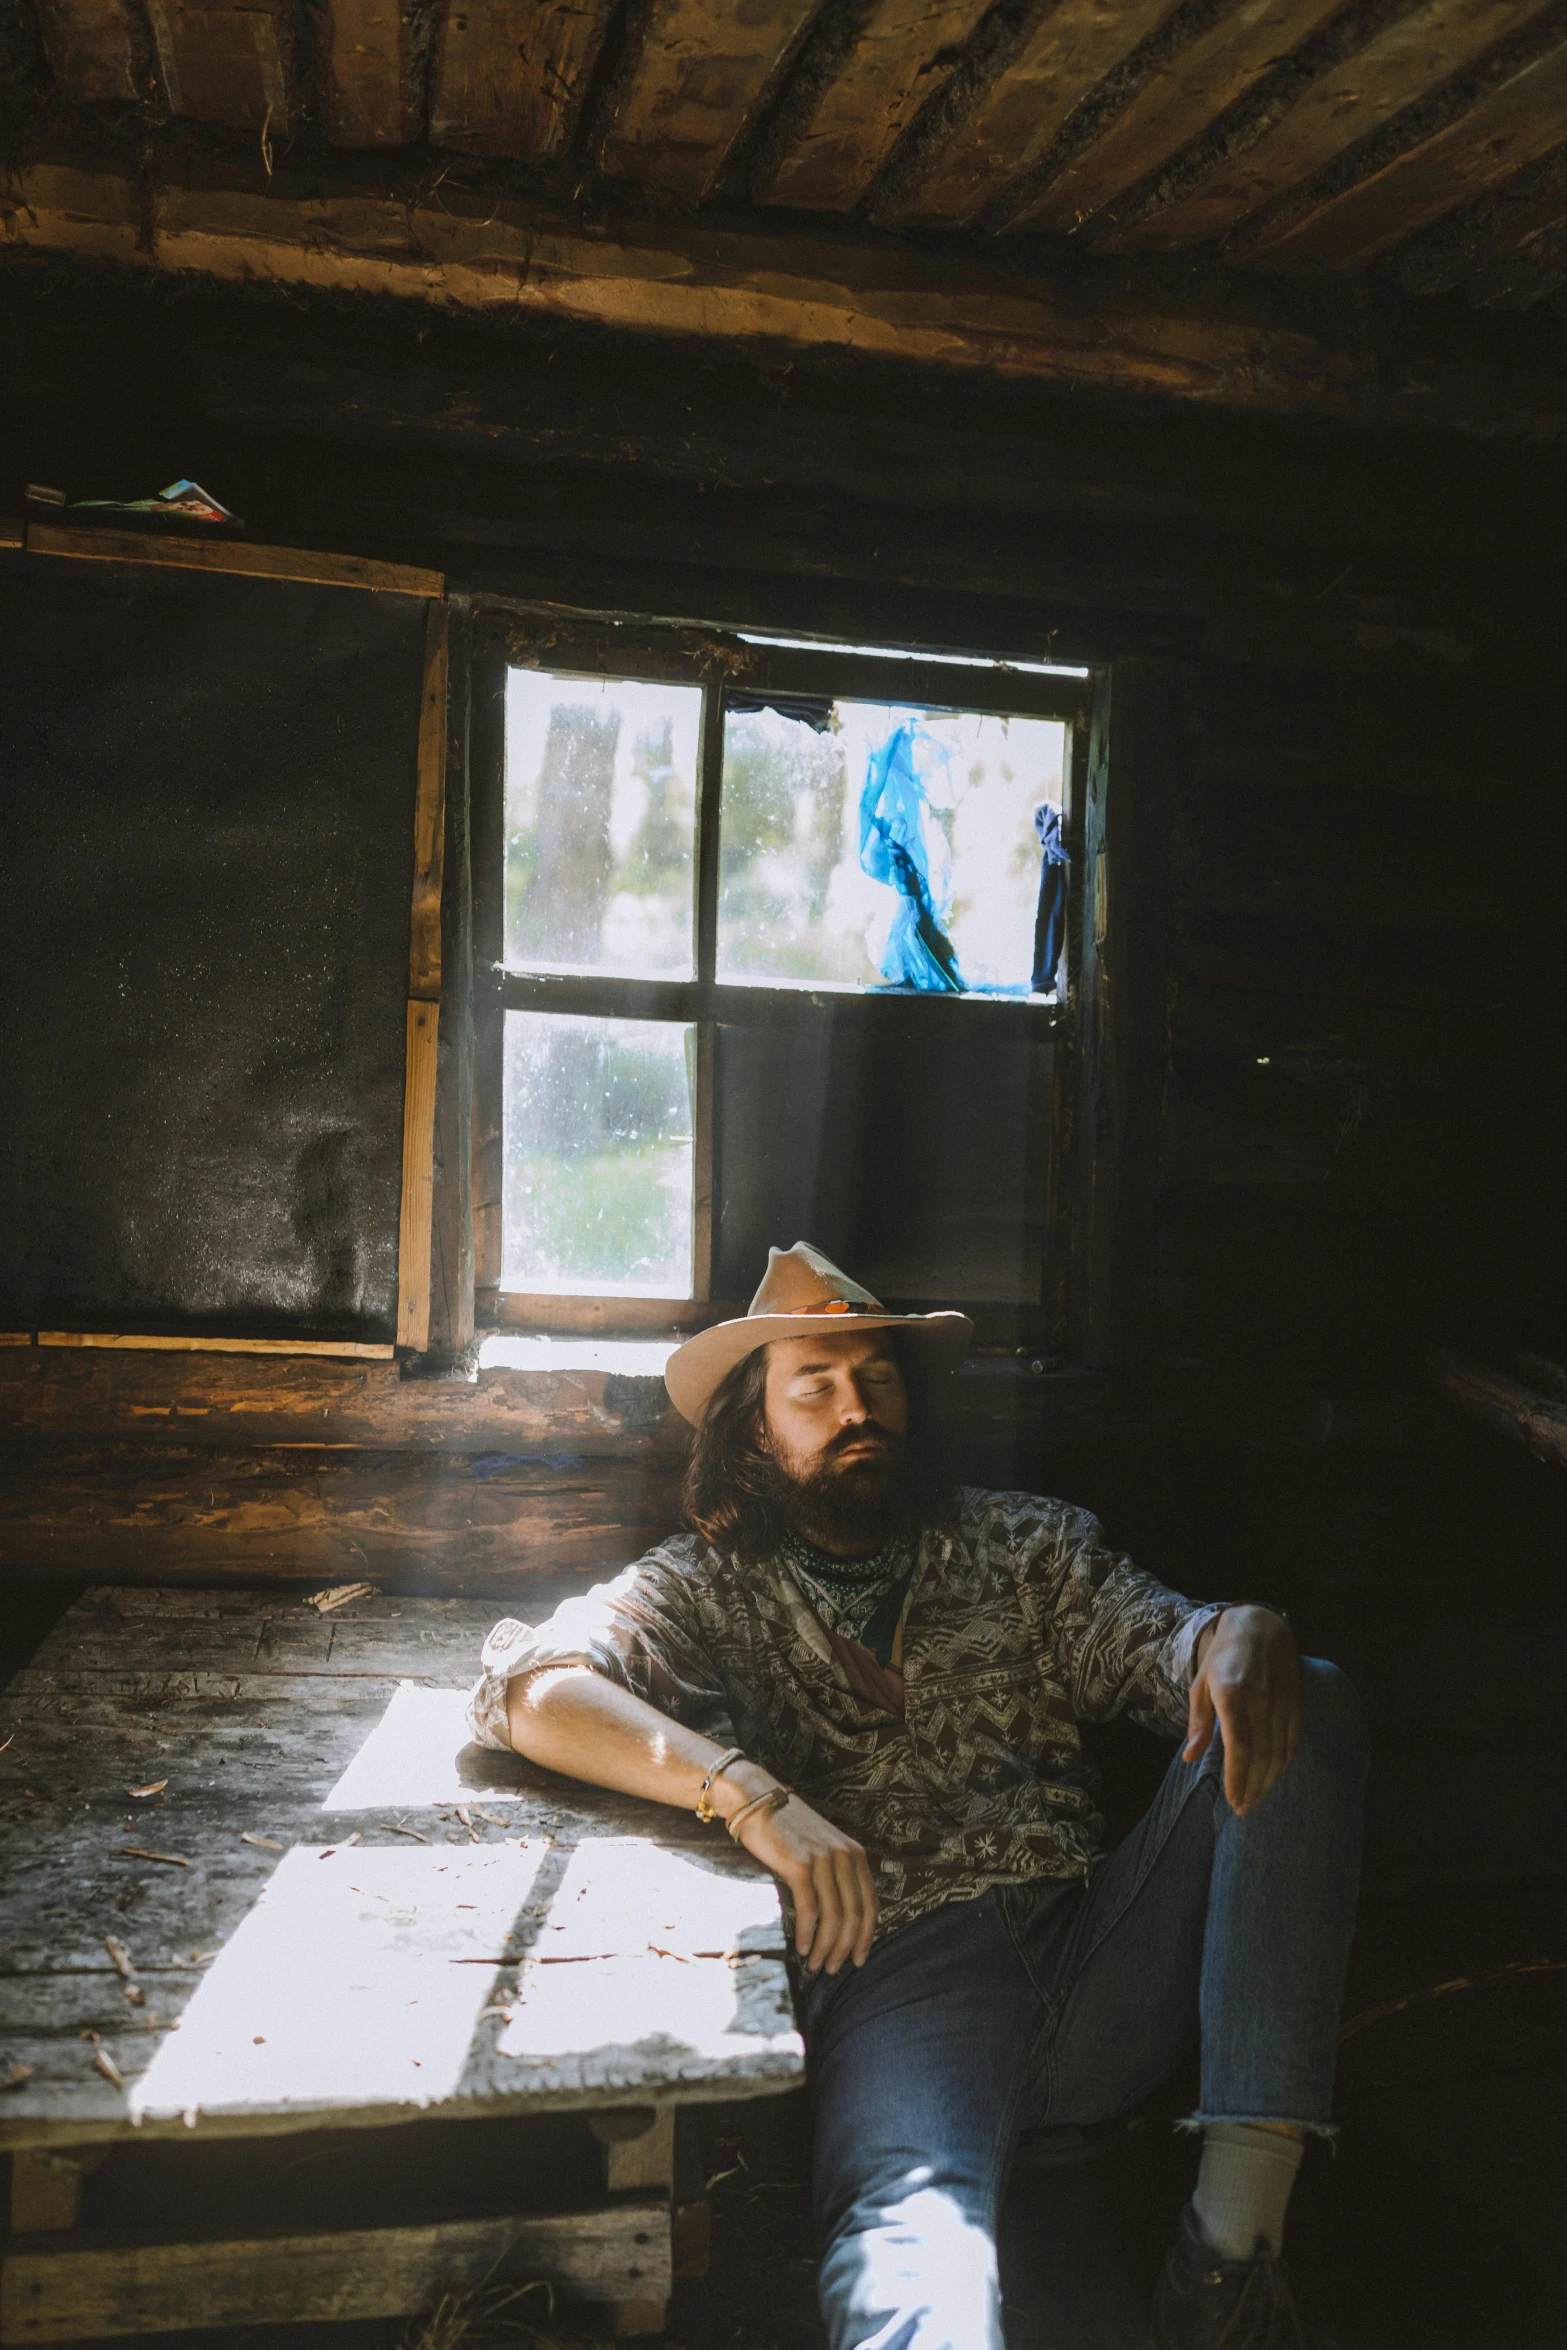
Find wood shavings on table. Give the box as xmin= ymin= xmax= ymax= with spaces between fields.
xmin=105 ymin=1936 xmax=146 ymax=2005
xmin=120 ymin=1846 xmax=190 ymax=1866
xmin=127 ymin=1779 xmax=168 ymax=1798
xmin=82 ymin=2030 xmax=124 ymax=2087
xmin=306 ymin=1582 xmax=379 ymax=1613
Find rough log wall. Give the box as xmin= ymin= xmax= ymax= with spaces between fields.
xmin=1163 ymin=663 xmax=1567 ymax=1361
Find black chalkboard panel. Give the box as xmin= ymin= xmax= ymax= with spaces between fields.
xmin=0 ymin=552 xmax=426 ymax=1339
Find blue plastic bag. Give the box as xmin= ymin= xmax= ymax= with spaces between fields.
xmin=858 ymin=720 xmax=966 ymax=991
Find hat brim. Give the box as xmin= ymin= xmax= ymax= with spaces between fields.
xmin=665 ymin=1310 xmax=973 ymax=1426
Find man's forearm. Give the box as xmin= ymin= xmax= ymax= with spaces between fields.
xmin=509 ymin=1664 xmax=879 ymax=1974
xmin=505 ymin=1663 xmax=778 ymax=1823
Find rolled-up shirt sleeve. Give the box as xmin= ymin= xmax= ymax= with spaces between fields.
xmin=1011 ymin=1499 xmax=1229 ymax=1739
xmin=465 ymin=1540 xmax=733 ymax=1752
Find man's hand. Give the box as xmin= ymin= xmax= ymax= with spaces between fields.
xmin=1185 ymin=1605 xmax=1302 ymax=1816
xmin=733 ymin=1791 xmax=878 ymax=1976
xmin=503 ymin=1665 xmax=877 ymax=1973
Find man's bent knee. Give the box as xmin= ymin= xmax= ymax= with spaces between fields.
xmin=817 ymin=2183 xmax=1003 ymax=2350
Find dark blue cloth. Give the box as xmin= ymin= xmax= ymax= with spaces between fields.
xmin=1031 ymin=802 xmax=1068 ymax=995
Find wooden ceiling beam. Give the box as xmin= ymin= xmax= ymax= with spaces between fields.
xmin=427 ymin=0 xmax=618 ymax=162
xmin=144 ymin=1 xmax=297 ymax=136
xmin=1105 ymin=0 xmax=1553 ymax=253
xmin=1238 ymin=12 xmax=1567 ymax=265
xmin=319 ymin=0 xmax=427 ymax=148
xmin=595 ymin=0 xmax=821 ymax=199
xmin=13 ymin=269 xmax=1558 ymax=581
xmin=1465 ymin=218 xmax=1567 ymax=304
xmin=8 ymin=150 xmax=1566 ymax=441
xmin=871 ymin=0 xmax=1179 ymax=230
xmin=33 ymin=0 xmax=147 ymax=104
xmin=1392 ymin=138 xmax=1567 ymax=304
xmin=752 ymin=0 xmax=992 ymax=215
xmin=1003 ymin=0 xmax=1345 ymax=238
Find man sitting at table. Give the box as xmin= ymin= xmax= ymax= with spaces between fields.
xmin=468 ymin=1243 xmax=1367 ymax=2350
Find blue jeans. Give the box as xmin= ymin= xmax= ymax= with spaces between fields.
xmin=805 ymin=1659 xmax=1369 ymax=2350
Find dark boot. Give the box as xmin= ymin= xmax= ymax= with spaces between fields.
xmin=1151 ymin=2201 xmax=1308 ymax=2349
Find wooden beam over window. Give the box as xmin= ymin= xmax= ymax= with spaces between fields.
xmin=11 ymin=151 xmax=1564 ymax=440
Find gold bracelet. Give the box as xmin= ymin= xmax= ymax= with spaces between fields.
xmin=727 ymin=1786 xmax=789 ymax=1842
xmin=695 ymin=1746 xmax=747 ymax=1824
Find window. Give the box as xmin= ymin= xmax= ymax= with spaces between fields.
xmin=472 ymin=623 xmax=1089 ymax=1333
xmin=716 ymin=700 xmax=1068 ymax=992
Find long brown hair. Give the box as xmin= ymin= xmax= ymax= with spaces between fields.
xmin=680 ymin=1332 xmax=953 ymax=1560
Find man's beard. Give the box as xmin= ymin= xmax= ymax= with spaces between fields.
xmin=766 ymin=1425 xmax=921 ymax=1554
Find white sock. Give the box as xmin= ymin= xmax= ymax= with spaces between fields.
xmin=1192 ymin=2122 xmax=1304 ymax=2260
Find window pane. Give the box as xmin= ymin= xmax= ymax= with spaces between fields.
xmin=716 ymin=701 xmax=1067 ymax=995
xmin=505 ymin=670 xmax=701 ymax=978
xmin=502 ymin=1013 xmax=694 ymax=1297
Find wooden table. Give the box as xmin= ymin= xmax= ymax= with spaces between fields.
xmin=0 ymin=1586 xmax=805 ymax=2342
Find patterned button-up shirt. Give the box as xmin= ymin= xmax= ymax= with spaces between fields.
xmin=467 ymin=1487 xmax=1224 ymax=1939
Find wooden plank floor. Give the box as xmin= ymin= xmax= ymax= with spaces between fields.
xmin=0 ymin=1586 xmax=803 ymax=2148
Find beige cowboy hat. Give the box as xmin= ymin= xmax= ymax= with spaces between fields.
xmin=665 ymin=1242 xmax=973 ymax=1426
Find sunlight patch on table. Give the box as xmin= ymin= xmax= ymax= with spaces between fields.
xmin=536 ymin=1840 xmax=785 ymax=1961
xmin=321 ymin=1682 xmax=481 ymax=1810
xmin=131 ymin=1842 xmax=546 ymax=2124
xmin=497 ymin=1953 xmax=801 ymax=2075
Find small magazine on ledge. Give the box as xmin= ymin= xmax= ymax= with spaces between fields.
xmin=27 ymin=479 xmax=241 ymax=525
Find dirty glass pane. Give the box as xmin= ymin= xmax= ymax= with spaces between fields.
xmin=505 ymin=670 xmax=701 ymax=978
xmin=502 ymin=1012 xmax=694 ymax=1297
xmin=716 ymin=701 xmax=1067 ymax=995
